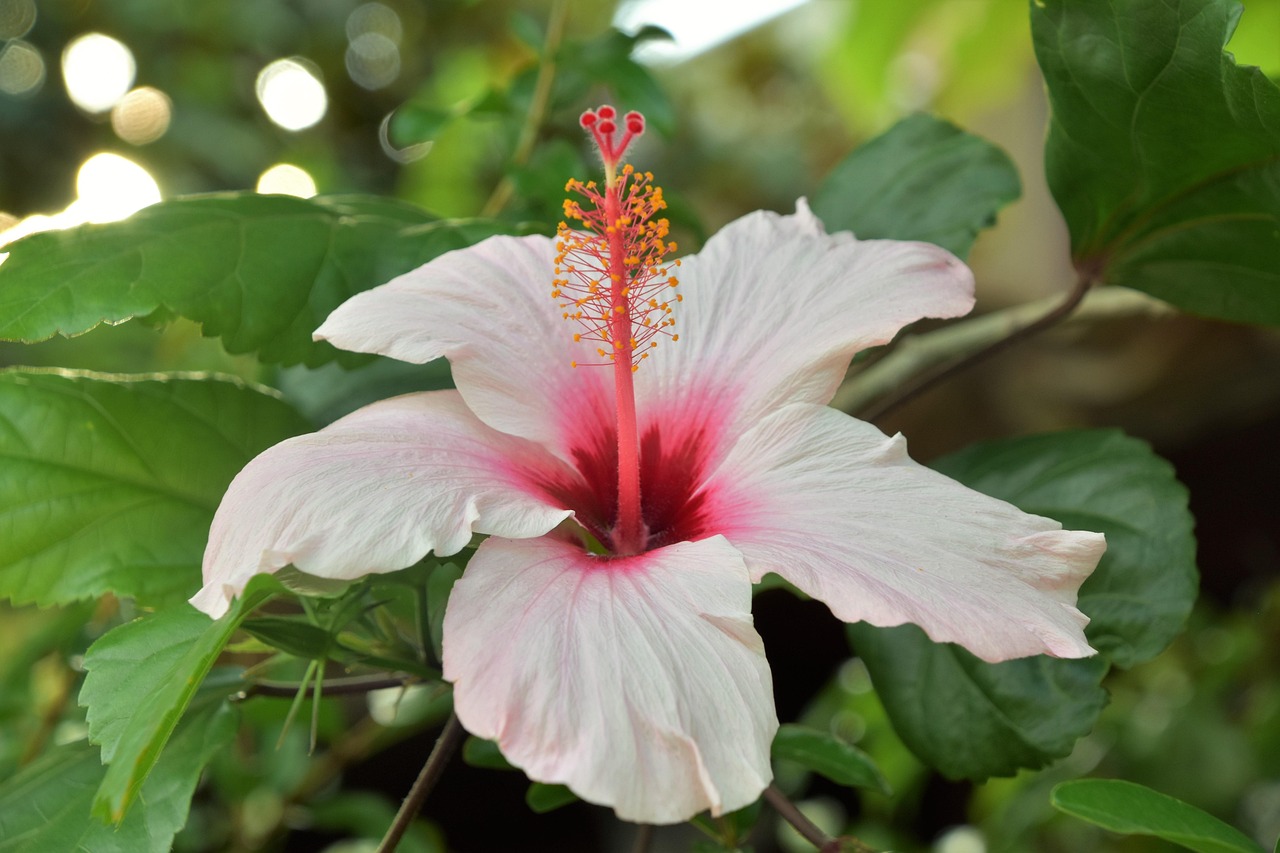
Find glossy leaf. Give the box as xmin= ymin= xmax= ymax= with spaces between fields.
xmin=1052 ymin=779 xmax=1266 ymax=853
xmin=0 ymin=370 xmax=311 ymax=608
xmin=1033 ymin=0 xmax=1280 ymax=323
xmin=0 ymin=193 xmax=511 ymax=365
xmin=80 ymin=576 xmax=279 ymax=822
xmin=771 ymin=724 xmax=891 ymax=795
xmin=853 ymin=429 xmax=1195 ymax=778
xmin=812 ymin=113 xmax=1021 ymax=258
xmin=0 ymin=702 xmax=235 ymax=853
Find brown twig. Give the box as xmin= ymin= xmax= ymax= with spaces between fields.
xmin=376 ymin=713 xmax=465 ymax=853
xmin=630 ymin=823 xmax=655 ymax=853
xmin=241 ymin=673 xmax=420 ymax=699
xmin=764 ymin=784 xmax=833 ymax=848
xmin=480 ymin=0 xmax=570 ymax=217
xmin=856 ymin=272 xmax=1097 ymax=424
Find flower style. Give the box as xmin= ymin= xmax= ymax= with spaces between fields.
xmin=192 ymin=106 xmax=1105 ymax=825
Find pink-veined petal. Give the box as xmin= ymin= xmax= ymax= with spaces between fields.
xmin=702 ymin=404 xmax=1104 ymax=663
xmin=635 ymin=200 xmax=974 ymax=460
xmin=443 ymin=534 xmax=776 ymax=824
xmin=191 ymin=391 xmax=573 ymax=619
xmin=314 ymin=235 xmax=612 ymax=459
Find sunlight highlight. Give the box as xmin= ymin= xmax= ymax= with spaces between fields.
xmin=62 ymin=33 xmax=135 ymax=113
xmin=257 ymin=163 xmax=318 ymax=198
xmin=256 ymin=58 xmax=327 ymax=131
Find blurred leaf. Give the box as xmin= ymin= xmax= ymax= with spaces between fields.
xmin=812 ymin=113 xmax=1021 ymax=258
xmin=1033 ymin=0 xmax=1280 ymax=324
xmin=241 ymin=617 xmax=334 ymax=660
xmin=273 ymin=357 xmax=454 ymax=427
xmin=526 ymin=782 xmax=578 ymax=813
xmin=0 ymin=370 xmax=310 ymax=608
xmin=426 ymin=562 xmax=463 ymax=663
xmin=933 ymin=429 xmax=1197 ymax=668
xmin=389 ymin=103 xmax=468 ymax=149
xmin=0 ymin=702 xmax=235 ymax=853
xmin=849 ymin=622 xmax=1108 ymax=780
xmin=852 ymin=429 xmax=1194 ymax=779
xmin=0 ymin=194 xmax=513 ymax=365
xmin=560 ymin=30 xmax=676 ymax=135
xmin=462 ymin=736 xmax=516 ymax=771
xmin=771 ymin=724 xmax=891 ymax=795
xmin=1052 ymin=779 xmax=1266 ymax=853
xmin=80 ymin=576 xmax=280 ymax=822
xmin=509 ymin=11 xmax=544 ymax=53
xmin=308 ymin=790 xmax=444 ymax=853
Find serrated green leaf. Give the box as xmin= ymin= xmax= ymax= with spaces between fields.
xmin=812 ymin=113 xmax=1021 ymax=259
xmin=0 ymin=193 xmax=512 ymax=365
xmin=525 ymin=782 xmax=578 ymax=814
xmin=849 ymin=622 xmax=1109 ymax=780
xmin=0 ymin=370 xmax=311 ymax=608
xmin=932 ymin=429 xmax=1197 ymax=668
xmin=0 ymin=701 xmax=235 ymax=853
xmin=462 ymin=736 xmax=516 ymax=771
xmin=1033 ymin=0 xmax=1280 ymax=324
xmin=1052 ymin=779 xmax=1265 ymax=853
xmin=771 ymin=724 xmax=891 ymax=795
xmin=80 ymin=575 xmax=280 ymax=822
xmin=852 ymin=429 xmax=1193 ymax=779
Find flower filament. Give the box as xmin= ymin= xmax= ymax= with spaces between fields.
xmin=552 ymin=106 xmax=681 ymax=555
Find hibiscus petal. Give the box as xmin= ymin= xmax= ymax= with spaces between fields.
xmin=702 ymin=404 xmax=1104 ymax=663
xmin=443 ymin=534 xmax=776 ymax=824
xmin=636 ymin=200 xmax=975 ymax=456
xmin=314 ymin=235 xmax=612 ymax=458
xmin=191 ymin=391 xmax=573 ymax=619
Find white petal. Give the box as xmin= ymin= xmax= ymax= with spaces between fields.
xmin=191 ymin=391 xmax=573 ymax=619
xmin=443 ymin=535 xmax=776 ymax=824
xmin=315 ymin=235 xmax=612 ymax=457
xmin=636 ymin=201 xmax=974 ymax=456
xmin=703 ymin=404 xmax=1104 ymax=662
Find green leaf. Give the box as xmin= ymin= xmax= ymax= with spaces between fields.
xmin=849 ymin=622 xmax=1108 ymax=780
xmin=462 ymin=736 xmax=516 ymax=771
xmin=426 ymin=562 xmax=463 ymax=662
xmin=526 ymin=782 xmax=578 ymax=813
xmin=0 ymin=193 xmax=512 ymax=365
xmin=812 ymin=113 xmax=1021 ymax=258
xmin=79 ymin=576 xmax=279 ymax=822
xmin=771 ymin=724 xmax=891 ymax=795
xmin=0 ymin=701 xmax=236 ymax=853
xmin=932 ymin=429 xmax=1197 ymax=668
xmin=1052 ymin=779 xmax=1266 ymax=853
xmin=851 ymin=429 xmax=1194 ymax=779
xmin=1033 ymin=0 xmax=1280 ymax=324
xmin=241 ymin=616 xmax=334 ymax=660
xmin=0 ymin=370 xmax=311 ymax=607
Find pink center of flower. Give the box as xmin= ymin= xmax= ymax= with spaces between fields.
xmin=551 ymin=106 xmax=683 ymax=556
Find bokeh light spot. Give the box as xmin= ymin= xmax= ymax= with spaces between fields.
xmin=257 ymin=163 xmax=317 ymax=198
xmin=0 ymin=39 xmax=43 ymax=95
xmin=256 ymin=58 xmax=327 ymax=131
xmin=346 ymin=3 xmax=402 ymax=43
xmin=0 ymin=0 xmax=36 ymax=40
xmin=75 ymin=152 xmax=161 ymax=222
xmin=110 ymin=86 xmax=172 ymax=145
xmin=346 ymin=32 xmax=400 ymax=90
xmin=62 ymin=33 xmax=136 ymax=113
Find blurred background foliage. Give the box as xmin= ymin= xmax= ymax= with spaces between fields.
xmin=1 ymin=0 xmax=1279 ymax=851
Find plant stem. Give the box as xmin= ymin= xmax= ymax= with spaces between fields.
xmin=242 ymin=673 xmax=421 ymax=698
xmin=376 ymin=712 xmax=465 ymax=853
xmin=480 ymin=0 xmax=570 ymax=217
xmin=764 ymin=785 xmax=832 ymax=848
xmin=833 ymin=284 xmax=1170 ymax=420
xmin=630 ymin=824 xmax=654 ymax=853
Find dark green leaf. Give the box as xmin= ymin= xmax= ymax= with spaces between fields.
xmin=526 ymin=782 xmax=578 ymax=813
xmin=0 ymin=370 xmax=310 ymax=607
xmin=771 ymin=724 xmax=891 ymax=795
xmin=932 ymin=429 xmax=1197 ymax=668
xmin=0 ymin=193 xmax=512 ymax=365
xmin=1033 ymin=0 xmax=1280 ymax=323
xmin=426 ymin=562 xmax=463 ymax=662
xmin=849 ymin=622 xmax=1108 ymax=780
xmin=80 ymin=576 xmax=279 ymax=822
xmin=0 ymin=702 xmax=235 ymax=852
xmin=1052 ymin=779 xmax=1265 ymax=853
xmin=812 ymin=113 xmax=1021 ymax=258
xmin=274 ymin=355 xmax=454 ymax=426
xmin=241 ymin=616 xmax=334 ymax=660
xmin=462 ymin=736 xmax=516 ymax=771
